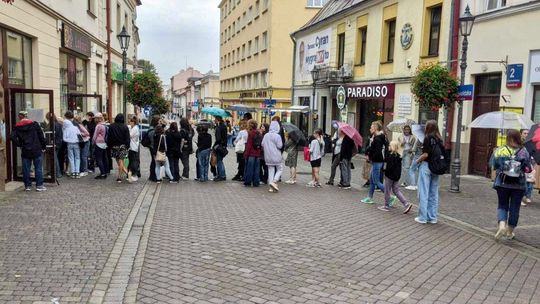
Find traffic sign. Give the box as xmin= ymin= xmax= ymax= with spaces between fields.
xmin=264 ymin=99 xmax=276 ymax=106
xmin=458 ymin=84 xmax=474 ymax=101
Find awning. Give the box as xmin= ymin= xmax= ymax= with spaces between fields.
xmin=272 ymin=106 xmax=311 ymax=113
xmin=225 ymin=104 xmax=258 ymax=112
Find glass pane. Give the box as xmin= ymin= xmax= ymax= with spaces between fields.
xmin=533 ymin=87 xmax=540 ymax=122
xmin=23 ymin=36 xmax=32 ymax=89
xmin=0 ymin=31 xmax=5 ymax=182
xmin=7 ymin=31 xmax=24 ymax=85
xmin=60 ymin=53 xmax=68 ymax=112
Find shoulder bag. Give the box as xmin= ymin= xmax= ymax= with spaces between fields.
xmin=155 ymin=135 xmax=167 ymax=162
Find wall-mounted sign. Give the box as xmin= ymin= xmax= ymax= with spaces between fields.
xmin=458 ymin=84 xmax=474 ymax=100
xmin=240 ymin=91 xmax=268 ymax=99
xmin=336 ymin=86 xmax=346 ymax=109
xmin=295 ymin=28 xmax=332 ymax=82
xmin=345 ymin=83 xmax=395 ymax=99
xmin=506 ymin=64 xmax=523 ymax=88
xmin=398 ymin=94 xmax=412 ymax=116
xmin=530 ymin=51 xmax=540 ymax=84
xmin=400 ymin=23 xmax=413 ymax=50
xmin=62 ymin=25 xmax=91 ymax=57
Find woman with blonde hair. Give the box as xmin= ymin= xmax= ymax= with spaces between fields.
xmin=378 ymin=140 xmax=412 ymax=213
xmin=361 ymin=121 xmax=388 ymax=204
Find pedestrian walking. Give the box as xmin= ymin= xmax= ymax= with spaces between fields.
xmin=492 ymin=129 xmax=532 ymax=240
xmin=415 ymin=120 xmax=444 ymax=224
xmin=107 ymin=114 xmax=130 ymax=183
xmin=338 ymin=130 xmax=355 ymax=190
xmin=153 ymin=125 xmax=174 ymax=183
xmin=284 ymin=134 xmax=299 ymax=184
xmin=58 ymin=111 xmax=82 ymax=178
xmin=307 ymin=128 xmax=324 ymax=188
xmin=232 ymin=120 xmax=248 ymax=181
xmin=327 ymin=126 xmax=343 ymax=186
xmin=10 ymin=110 xmax=47 ymax=191
xmin=377 ymin=141 xmax=413 ymax=213
xmin=92 ymin=113 xmax=108 ymax=179
xmin=179 ymin=118 xmax=194 ymax=179
xmin=197 ymin=125 xmax=212 ymax=182
xmin=213 ymin=115 xmax=228 ymax=181
xmin=260 ymin=123 xmax=269 ymax=184
xmin=46 ymin=112 xmax=63 ymax=179
xmin=74 ymin=116 xmax=90 ymax=177
xmin=398 ymin=125 xmax=417 ymax=187
xmin=405 ymin=137 xmax=422 ymax=191
xmin=243 ymin=119 xmax=262 ymax=187
xmin=128 ymin=117 xmax=140 ymax=182
xmin=262 ymin=121 xmax=284 ymax=192
xmin=165 ymin=122 xmax=182 ymax=182
xmin=361 ymin=121 xmax=388 ymax=204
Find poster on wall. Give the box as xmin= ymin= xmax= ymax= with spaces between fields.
xmin=295 ymin=29 xmax=332 ymax=83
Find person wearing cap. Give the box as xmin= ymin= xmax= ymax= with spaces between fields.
xmin=10 ymin=111 xmax=47 ymax=191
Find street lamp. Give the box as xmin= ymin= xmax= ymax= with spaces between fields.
xmin=266 ymin=86 xmax=274 ymax=122
xmin=450 ymin=5 xmax=475 ymax=193
xmin=117 ymin=26 xmax=131 ymax=120
xmin=310 ymin=66 xmax=320 ymax=130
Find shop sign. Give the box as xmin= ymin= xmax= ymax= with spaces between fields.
xmin=336 ymin=86 xmax=346 ymax=110
xmin=400 ymin=23 xmax=413 ymax=50
xmin=530 ymin=51 xmax=540 ymax=83
xmin=346 ymin=84 xmax=395 ymax=99
xmin=240 ymin=91 xmax=268 ymax=99
xmin=295 ymin=28 xmax=332 ymax=82
xmin=506 ymin=64 xmax=523 ymax=88
xmin=62 ymin=25 xmax=91 ymax=57
xmin=458 ymin=84 xmax=474 ymax=100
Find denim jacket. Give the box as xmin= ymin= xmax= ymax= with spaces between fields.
xmin=492 ymin=145 xmax=532 ymax=190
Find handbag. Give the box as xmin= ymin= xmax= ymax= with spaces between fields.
xmin=234 ymin=137 xmax=246 ymax=153
xmin=155 ymin=135 xmax=167 ymax=162
xmin=303 ymin=146 xmax=310 ymax=161
xmin=215 ymin=145 xmax=229 ymax=157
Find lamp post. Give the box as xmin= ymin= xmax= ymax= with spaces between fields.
xmin=266 ymin=86 xmax=273 ymax=122
xmin=310 ymin=66 xmax=319 ymax=131
xmin=117 ymin=26 xmax=131 ymax=120
xmin=450 ymin=5 xmax=475 ymax=193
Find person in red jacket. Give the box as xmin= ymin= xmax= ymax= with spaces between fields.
xmin=243 ymin=119 xmax=262 ymax=187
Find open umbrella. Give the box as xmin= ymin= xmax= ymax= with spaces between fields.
xmin=387 ymin=118 xmax=416 ymax=133
xmin=201 ymin=107 xmax=231 ymax=118
xmin=337 ymin=122 xmax=363 ymax=147
xmin=469 ymin=111 xmax=534 ymax=130
xmin=525 ymin=124 xmax=540 ymax=164
xmin=282 ymin=122 xmax=306 ymax=144
xmin=411 ymin=124 xmax=425 ymax=143
xmin=226 ymin=104 xmax=257 ymax=112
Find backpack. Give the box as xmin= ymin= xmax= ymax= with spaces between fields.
xmin=253 ymin=132 xmax=262 ymax=149
xmin=500 ymin=146 xmax=524 ymax=184
xmin=141 ymin=130 xmax=151 ymax=148
xmin=428 ymin=137 xmax=449 ymax=175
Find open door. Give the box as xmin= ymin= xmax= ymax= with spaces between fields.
xmin=8 ymin=88 xmax=55 ymax=184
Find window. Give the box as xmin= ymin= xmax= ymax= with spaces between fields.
xmin=306 ymin=0 xmax=327 ymax=8
xmin=248 ymin=40 xmax=252 ymax=57
xmin=256 ymin=0 xmax=260 ymax=16
xmin=232 ymin=50 xmax=235 ymax=65
xmin=254 ymin=36 xmax=259 ymax=54
xmin=428 ymin=6 xmax=442 ymax=56
xmin=242 ymin=12 xmax=247 ymax=28
xmin=356 ymin=27 xmax=367 ymax=66
xmin=262 ymin=31 xmax=268 ymax=50
xmin=7 ymin=31 xmax=32 ymax=87
xmin=116 ymin=3 xmax=121 ymax=33
xmin=386 ymin=19 xmax=396 ymax=62
xmin=337 ymin=33 xmax=345 ymax=68
xmin=248 ymin=6 xmax=253 ymax=24
xmin=263 ymin=0 xmax=269 ymax=11
xmin=232 ymin=21 xmax=236 ymax=35
xmin=87 ymin=0 xmax=96 ymax=16
xmin=124 ymin=13 xmax=128 ymax=32
xmin=533 ymin=86 xmax=540 ymax=122
xmin=237 ymin=17 xmax=241 ymax=32
xmin=237 ymin=47 xmax=240 ymax=62
xmin=487 ymin=0 xmax=506 ymax=10
xmin=242 ymin=44 xmax=246 ymax=59
xmin=255 ymin=73 xmax=260 ymax=88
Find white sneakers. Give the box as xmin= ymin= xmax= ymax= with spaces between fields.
xmin=405 ymin=185 xmax=418 ymax=191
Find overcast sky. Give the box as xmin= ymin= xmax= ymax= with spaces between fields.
xmin=137 ymin=0 xmax=220 ymax=83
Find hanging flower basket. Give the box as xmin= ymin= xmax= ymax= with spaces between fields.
xmin=411 ymin=64 xmax=459 ymax=111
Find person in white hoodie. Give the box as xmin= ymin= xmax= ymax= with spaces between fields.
xmin=261 ymin=121 xmax=284 ymax=192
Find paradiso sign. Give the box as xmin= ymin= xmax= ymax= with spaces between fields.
xmin=345 ymin=84 xmax=395 ymax=99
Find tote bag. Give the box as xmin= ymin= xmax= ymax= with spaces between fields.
xmin=155 ymin=135 xmax=167 ymax=162
xmin=303 ymin=147 xmax=310 ymax=161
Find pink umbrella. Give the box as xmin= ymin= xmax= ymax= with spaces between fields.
xmin=337 ymin=122 xmax=363 ymax=147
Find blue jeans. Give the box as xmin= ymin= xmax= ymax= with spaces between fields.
xmin=94 ymin=146 xmax=109 ymax=175
xmin=22 ymin=155 xmax=44 ymax=188
xmin=525 ymin=182 xmax=533 ymax=199
xmin=408 ymin=154 xmax=421 ymax=187
xmin=496 ymin=187 xmax=524 ymax=227
xmin=80 ymin=141 xmax=90 ymax=173
xmin=198 ymin=149 xmax=211 ymax=182
xmin=217 ymin=153 xmax=226 ymax=179
xmin=67 ymin=143 xmax=81 ymax=174
xmin=368 ymin=162 xmax=385 ymax=197
xmin=244 ymin=156 xmax=260 ymax=186
xmin=417 ymin=162 xmax=440 ymax=222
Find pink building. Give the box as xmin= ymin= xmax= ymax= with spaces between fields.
xmin=170 ymin=67 xmax=204 ymax=118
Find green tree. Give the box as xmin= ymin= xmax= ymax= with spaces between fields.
xmin=126 ymin=71 xmax=162 ymax=109
xmin=137 ymin=59 xmax=158 ymax=76
xmin=411 ymin=64 xmax=459 ymax=111
xmin=151 ymin=97 xmax=171 ymax=115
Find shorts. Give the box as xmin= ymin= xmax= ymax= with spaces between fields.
xmin=111 ymin=145 xmax=129 ymax=160
xmin=310 ymin=158 xmax=321 ymax=168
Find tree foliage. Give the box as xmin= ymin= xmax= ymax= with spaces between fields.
xmin=137 ymin=59 xmax=158 ymax=76
xmin=126 ymin=71 xmax=169 ymax=115
xmin=151 ymin=97 xmax=171 ymax=115
xmin=411 ymin=64 xmax=459 ymax=111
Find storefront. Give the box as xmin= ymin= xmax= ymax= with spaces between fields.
xmin=530 ymin=51 xmax=540 ymax=122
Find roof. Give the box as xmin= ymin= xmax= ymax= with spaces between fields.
xmin=294 ymin=0 xmax=368 ymax=35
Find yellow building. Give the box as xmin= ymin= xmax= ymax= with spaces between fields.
xmin=292 ymin=0 xmax=455 ymax=143
xmin=218 ymin=0 xmax=325 ymax=123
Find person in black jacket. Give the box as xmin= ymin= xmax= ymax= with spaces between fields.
xmin=83 ymin=112 xmax=96 ymax=172
xmin=47 ymin=112 xmax=63 ymax=178
xmin=107 ymin=114 xmax=130 ymax=183
xmin=339 ymin=132 xmax=354 ymax=189
xmin=165 ymin=122 xmax=182 ymax=182
xmin=378 ymin=140 xmax=413 ymax=214
xmin=361 ymin=121 xmax=388 ymax=204
xmin=11 ymin=111 xmax=47 ymax=191
xmin=179 ymin=118 xmax=194 ymax=179
xmin=214 ymin=115 xmax=228 ymax=181
xmin=153 ymin=125 xmax=174 ymax=183
xmin=197 ymin=125 xmax=212 ymax=182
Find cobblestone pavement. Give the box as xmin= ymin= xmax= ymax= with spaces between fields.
xmin=136 ymin=153 xmax=540 ymax=304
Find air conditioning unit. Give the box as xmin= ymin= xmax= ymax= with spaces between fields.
xmin=340 ymin=64 xmax=353 ymax=78
xmin=328 ymin=70 xmax=339 ymax=81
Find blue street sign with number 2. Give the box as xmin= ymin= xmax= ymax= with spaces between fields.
xmin=507 ymin=64 xmax=523 ymax=88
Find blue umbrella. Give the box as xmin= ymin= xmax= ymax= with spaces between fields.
xmin=201 ymin=107 xmax=231 ymax=118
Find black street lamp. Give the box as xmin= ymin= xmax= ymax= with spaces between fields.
xmin=117 ymin=26 xmax=131 ymax=120
xmin=450 ymin=5 xmax=475 ymax=193
xmin=311 ymin=66 xmax=320 ymax=130
xmin=266 ymin=86 xmax=274 ymax=122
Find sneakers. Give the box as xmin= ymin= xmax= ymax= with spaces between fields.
xmin=95 ymin=175 xmax=107 ymax=179
xmin=36 ymin=186 xmax=47 ymax=192
xmin=414 ymin=217 xmax=427 ymax=224
xmin=268 ymin=188 xmax=275 ymax=193
xmin=24 ymin=187 xmax=32 ymax=192
xmin=361 ymin=197 xmax=374 ymax=204
xmin=428 ymin=219 xmax=438 ymax=224
xmin=270 ymin=182 xmax=279 ymax=192
xmin=169 ymin=180 xmax=179 ymax=184
xmin=377 ymin=206 xmax=390 ymax=212
xmin=79 ymin=172 xmax=88 ymax=177
xmin=285 ymin=179 xmax=296 ymax=184
xmin=340 ymin=185 xmax=352 ymax=190
xmin=315 ymin=183 xmax=322 ymax=188
xmin=495 ymin=221 xmax=506 ymax=241
xmin=405 ymin=185 xmax=418 ymax=191
xmin=156 ymin=180 xmax=162 ymax=184
xmin=400 ymin=183 xmax=407 ymax=187
xmin=403 ymin=203 xmax=412 ymax=214
xmin=75 ymin=173 xmax=81 ymax=179
xmin=326 ymin=181 xmax=334 ymax=186
xmin=307 ymin=181 xmax=316 ymax=188
xmin=116 ymin=178 xmax=122 ymax=184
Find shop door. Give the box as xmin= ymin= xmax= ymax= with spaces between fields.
xmin=468 ymin=74 xmax=501 ymax=176
xmin=9 ymin=88 xmax=56 ymax=183
xmin=68 ymin=93 xmax=103 ymax=115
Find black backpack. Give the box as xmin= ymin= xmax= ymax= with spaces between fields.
xmin=428 ymin=137 xmax=449 ymax=175
xmin=253 ymin=132 xmax=262 ymax=149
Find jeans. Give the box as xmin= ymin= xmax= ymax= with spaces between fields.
xmin=417 ymin=162 xmax=440 ymax=222
xmin=227 ymin=135 xmax=233 ymax=147
xmin=408 ymin=154 xmax=421 ymax=187
xmin=368 ymin=162 xmax=385 ymax=197
xmin=155 ymin=158 xmax=174 ymax=181
xmin=340 ymin=158 xmax=351 ymax=186
xmin=67 ymin=143 xmax=81 ymax=174
xmin=54 ymin=146 xmax=62 ymax=177
xmin=217 ymin=153 xmax=226 ymax=179
xmin=400 ymin=151 xmax=413 ymax=185
xmin=180 ymin=152 xmax=190 ymax=178
xmin=168 ymin=155 xmax=180 ymax=181
xmin=496 ymin=187 xmax=524 ymax=227
xmin=22 ymin=155 xmax=43 ymax=188
xmin=384 ymin=177 xmax=409 ymax=208
xmin=198 ymin=148 xmax=211 ymax=182
xmin=94 ymin=146 xmax=109 ymax=175
xmin=328 ymin=154 xmax=340 ymax=183
xmin=128 ymin=150 xmax=140 ymax=177
xmin=525 ymin=182 xmax=533 ymax=199
xmin=80 ymin=141 xmax=90 ymax=173
xmin=244 ymin=156 xmax=261 ymax=186
xmin=267 ymin=163 xmax=283 ymax=184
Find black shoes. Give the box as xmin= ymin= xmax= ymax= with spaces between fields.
xmin=95 ymin=175 xmax=107 ymax=180
xmin=213 ymin=177 xmax=226 ymax=182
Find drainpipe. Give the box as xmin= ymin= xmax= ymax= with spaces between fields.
xmin=290 ymin=34 xmax=297 ymax=107
xmin=445 ymin=0 xmax=461 ymax=150
xmin=106 ymin=0 xmax=113 ymax=122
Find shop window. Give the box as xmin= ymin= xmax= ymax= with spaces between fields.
xmin=356 ymin=27 xmax=367 ymax=66
xmin=337 ymin=33 xmax=345 ymax=68
xmin=532 ymin=87 xmax=540 ymax=122
xmin=428 ymin=6 xmax=442 ymax=56
xmin=7 ymin=31 xmax=32 ymax=88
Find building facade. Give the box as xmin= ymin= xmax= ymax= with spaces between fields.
xmin=170 ymin=67 xmax=204 ymax=119
xmin=218 ymin=0 xmax=325 ymax=123
xmin=200 ymin=72 xmax=221 ymax=110
xmin=0 ymin=0 xmax=141 ymax=185
xmin=292 ymin=0 xmax=457 ymax=143
xmin=454 ymin=0 xmax=540 ymax=176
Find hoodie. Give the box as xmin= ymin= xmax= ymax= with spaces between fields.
xmin=11 ymin=118 xmax=46 ymax=159
xmin=261 ymin=121 xmax=284 ymax=166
